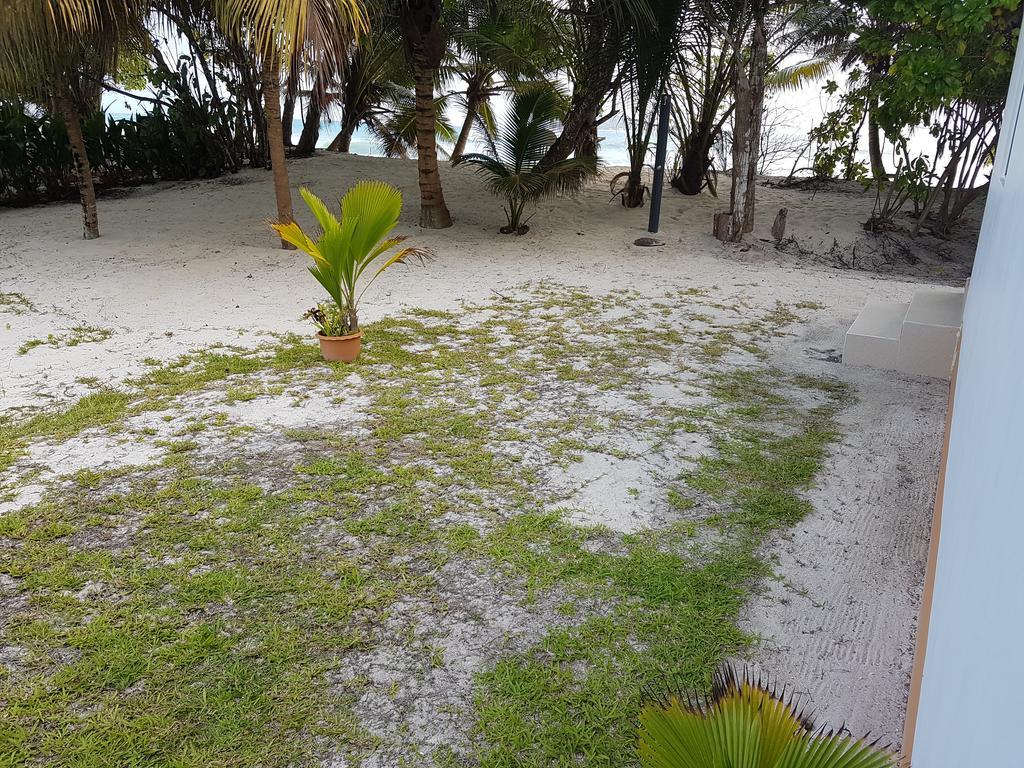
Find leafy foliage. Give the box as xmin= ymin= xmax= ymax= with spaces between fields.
xmin=639 ymin=664 xmax=898 ymax=768
xmin=532 ymin=0 xmax=653 ymax=167
xmin=0 ymin=100 xmax=243 ymax=206
xmin=807 ymin=0 xmax=1020 ymax=232
xmin=863 ymin=155 xmax=932 ymax=231
xmin=0 ymin=0 xmax=142 ymax=100
xmin=271 ymin=180 xmax=430 ymax=335
xmin=324 ymin=22 xmax=410 ymax=152
xmin=614 ymin=0 xmax=687 ymax=207
xmin=860 ymin=0 xmax=1019 ymax=133
xmin=219 ymin=0 xmax=367 ymax=66
xmin=370 ymin=89 xmax=456 ymax=158
xmin=442 ymin=0 xmax=562 ymax=160
xmin=456 ymin=86 xmax=597 ymax=233
xmin=807 ymin=88 xmax=870 ymax=182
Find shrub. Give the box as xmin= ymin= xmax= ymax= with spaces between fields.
xmin=0 ymin=100 xmax=242 ymax=206
xmin=456 ymin=87 xmax=597 ymax=235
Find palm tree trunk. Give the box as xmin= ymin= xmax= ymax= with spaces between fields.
xmin=742 ymin=16 xmax=767 ymax=233
xmin=538 ymin=6 xmax=619 ymax=171
xmin=868 ymin=97 xmax=887 ymax=186
xmin=451 ymin=86 xmax=481 ymax=163
xmin=294 ymin=97 xmax=323 ymax=157
xmin=327 ymin=122 xmax=356 ymax=152
xmin=671 ymin=137 xmax=712 ymax=195
xmin=541 ymin=86 xmax=606 ymax=170
xmin=412 ymin=61 xmax=452 ymax=229
xmin=54 ymin=89 xmax=99 ymax=240
xmin=725 ymin=43 xmax=752 ymax=242
xmin=623 ymin=168 xmax=645 ymax=207
xmin=282 ymin=68 xmax=298 ymax=146
xmin=262 ymin=58 xmax=295 ymax=249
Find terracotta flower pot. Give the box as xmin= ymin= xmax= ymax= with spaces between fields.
xmin=317 ymin=331 xmax=362 ymax=362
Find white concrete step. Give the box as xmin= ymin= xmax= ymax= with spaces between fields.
xmin=896 ymin=290 xmax=965 ymax=378
xmin=843 ymin=300 xmax=910 ymax=371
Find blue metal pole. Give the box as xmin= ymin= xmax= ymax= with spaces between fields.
xmin=648 ymin=94 xmax=671 ymax=234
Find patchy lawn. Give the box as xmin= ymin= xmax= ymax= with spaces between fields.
xmin=0 ymin=284 xmax=846 ymax=767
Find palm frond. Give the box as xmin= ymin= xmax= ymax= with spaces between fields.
xmin=767 ymin=56 xmax=834 ymax=92
xmin=639 ymin=664 xmax=899 ymax=768
xmin=218 ymin=0 xmax=366 ymax=65
xmin=457 ymin=83 xmax=597 ymax=231
xmin=271 ymin=218 xmax=323 ymax=256
xmin=0 ymin=0 xmax=141 ymax=96
xmin=370 ymin=89 xmax=454 ymax=158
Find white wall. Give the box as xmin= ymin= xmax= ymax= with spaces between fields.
xmin=910 ymin=42 xmax=1024 ymax=768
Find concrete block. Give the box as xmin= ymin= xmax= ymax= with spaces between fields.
xmin=896 ymin=290 xmax=965 ymax=379
xmin=843 ymin=300 xmax=910 ymax=370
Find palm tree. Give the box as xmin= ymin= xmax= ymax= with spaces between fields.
xmin=443 ymin=0 xmax=561 ymax=163
xmin=320 ymin=7 xmax=407 ymax=152
xmin=537 ymin=0 xmax=653 ymax=169
xmin=395 ymin=0 xmax=453 ymax=228
xmin=668 ymin=0 xmax=851 ymax=198
xmin=639 ymin=665 xmax=898 ymax=768
xmin=220 ymin=0 xmax=367 ymax=247
xmin=272 ymin=180 xmax=430 ymax=334
xmin=723 ymin=0 xmax=857 ymax=238
xmin=667 ymin=0 xmax=757 ymax=197
xmin=370 ymin=90 xmax=457 ymax=157
xmin=614 ymin=0 xmax=687 ymax=207
xmin=0 ymin=0 xmax=141 ymax=239
xmin=319 ymin=18 xmax=455 ymax=160
xmin=330 ymin=47 xmax=404 ymax=153
xmin=457 ymin=86 xmax=597 ymax=234
xmin=770 ymin=3 xmax=888 ymax=185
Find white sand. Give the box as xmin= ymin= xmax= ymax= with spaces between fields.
xmin=0 ymin=153 xmax=962 ymax=742
xmin=1 ymin=154 xmax=955 ymax=410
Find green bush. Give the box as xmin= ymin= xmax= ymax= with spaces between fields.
xmin=0 ymin=100 xmax=241 ymax=206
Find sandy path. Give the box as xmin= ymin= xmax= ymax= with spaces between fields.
xmin=744 ymin=315 xmax=945 ymax=743
xmin=0 ymin=153 xmax=954 ymax=744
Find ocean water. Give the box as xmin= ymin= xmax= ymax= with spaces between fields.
xmin=102 ymin=72 xmax=938 ymax=179
xmin=308 ymin=118 xmax=634 ymax=167
xmin=103 ymin=103 xmax=635 ymax=165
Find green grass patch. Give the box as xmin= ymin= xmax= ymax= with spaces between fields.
xmin=0 ymin=292 xmax=36 ymax=315
xmin=0 ymin=285 xmax=848 ymax=767
xmin=17 ymin=325 xmax=113 ymax=356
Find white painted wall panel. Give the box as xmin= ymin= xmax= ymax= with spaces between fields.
xmin=911 ymin=42 xmax=1024 ymax=768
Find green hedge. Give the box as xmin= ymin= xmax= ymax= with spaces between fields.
xmin=0 ymin=101 xmax=242 ymax=206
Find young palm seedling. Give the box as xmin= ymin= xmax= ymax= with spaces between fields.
xmin=272 ymin=180 xmax=430 ymax=362
xmin=456 ymin=86 xmax=597 ymax=235
xmin=638 ymin=664 xmax=898 ymax=768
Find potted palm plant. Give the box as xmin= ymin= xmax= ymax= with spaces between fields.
xmin=272 ymin=180 xmax=429 ymax=362
xmin=638 ymin=664 xmax=898 ymax=768
xmin=456 ymin=86 xmax=597 ymax=235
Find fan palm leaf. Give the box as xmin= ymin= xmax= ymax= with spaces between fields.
xmin=639 ymin=665 xmax=898 ymax=768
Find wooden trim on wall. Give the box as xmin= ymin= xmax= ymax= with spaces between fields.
xmin=900 ymin=336 xmax=961 ymax=765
